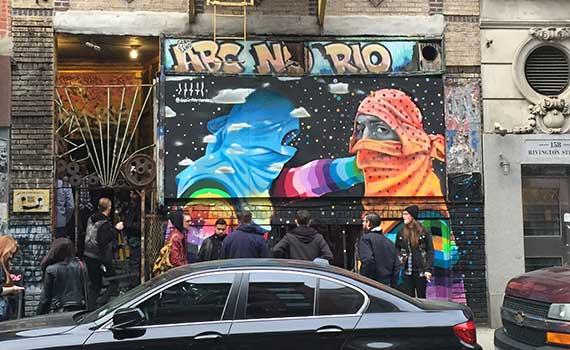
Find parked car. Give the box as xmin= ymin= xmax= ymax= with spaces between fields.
xmin=0 ymin=259 xmax=481 ymax=350
xmin=495 ymin=266 xmax=570 ymax=349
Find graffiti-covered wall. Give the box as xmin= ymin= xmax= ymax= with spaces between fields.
xmin=160 ymin=37 xmax=485 ymax=316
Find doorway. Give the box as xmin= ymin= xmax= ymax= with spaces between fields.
xmin=522 ymin=165 xmax=570 ymax=271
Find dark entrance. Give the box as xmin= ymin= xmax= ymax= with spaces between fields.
xmin=522 ymin=165 xmax=570 ymax=271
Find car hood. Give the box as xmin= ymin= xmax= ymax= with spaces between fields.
xmin=0 ymin=312 xmax=78 ymax=340
xmin=506 ymin=266 xmax=570 ymax=304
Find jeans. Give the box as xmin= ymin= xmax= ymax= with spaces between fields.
xmin=400 ymin=273 xmax=427 ymax=298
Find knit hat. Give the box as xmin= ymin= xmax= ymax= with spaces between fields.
xmin=404 ymin=205 xmax=419 ymax=220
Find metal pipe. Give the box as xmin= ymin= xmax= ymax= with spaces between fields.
xmin=110 ymin=88 xmax=126 ymax=188
xmin=111 ymin=86 xmax=139 ymax=186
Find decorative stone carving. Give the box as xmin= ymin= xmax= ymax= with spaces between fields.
xmin=369 ymin=0 xmax=384 ymax=7
xmin=528 ymin=97 xmax=570 ymax=134
xmin=530 ymin=27 xmax=570 ymax=41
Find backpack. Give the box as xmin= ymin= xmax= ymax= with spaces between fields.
xmin=84 ymin=219 xmax=106 ymax=257
xmin=152 ymin=240 xmax=174 ymax=277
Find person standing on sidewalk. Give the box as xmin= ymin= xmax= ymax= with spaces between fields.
xmin=272 ymin=210 xmax=333 ymax=262
xmin=357 ymin=212 xmax=400 ymax=287
xmin=0 ymin=236 xmax=24 ymax=321
xmin=198 ymin=219 xmax=227 ymax=262
xmin=83 ymin=198 xmax=123 ymax=310
xmin=395 ymin=205 xmax=434 ymax=298
xmin=37 ymin=238 xmax=88 ymax=314
xmin=222 ymin=211 xmax=270 ymax=259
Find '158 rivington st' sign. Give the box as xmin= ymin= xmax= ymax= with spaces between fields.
xmin=162 ymin=38 xmax=427 ymax=76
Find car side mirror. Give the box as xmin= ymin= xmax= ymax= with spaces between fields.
xmin=112 ymin=308 xmax=145 ymax=330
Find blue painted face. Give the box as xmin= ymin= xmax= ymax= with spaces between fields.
xmin=176 ymin=89 xmax=300 ymax=198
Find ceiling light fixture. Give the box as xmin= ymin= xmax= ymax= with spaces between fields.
xmin=129 ymin=46 xmax=140 ymax=59
xmin=85 ymin=41 xmax=101 ymax=51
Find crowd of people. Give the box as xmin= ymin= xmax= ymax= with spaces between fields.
xmin=0 ymin=203 xmax=433 ymax=321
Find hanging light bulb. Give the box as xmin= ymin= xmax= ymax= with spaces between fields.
xmin=129 ymin=46 xmax=139 ymax=59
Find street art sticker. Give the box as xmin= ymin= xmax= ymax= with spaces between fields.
xmin=162 ymin=38 xmax=418 ymax=75
xmin=445 ymin=77 xmax=482 ymax=173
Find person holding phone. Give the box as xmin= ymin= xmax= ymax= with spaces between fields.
xmin=0 ymin=236 xmax=24 ymax=321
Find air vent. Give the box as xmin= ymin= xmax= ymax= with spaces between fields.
xmin=525 ymin=46 xmax=570 ymax=96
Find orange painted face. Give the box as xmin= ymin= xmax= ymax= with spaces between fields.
xmin=349 ymin=89 xmax=445 ymax=197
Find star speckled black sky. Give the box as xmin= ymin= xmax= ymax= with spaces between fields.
xmin=164 ymin=75 xmax=445 ymax=199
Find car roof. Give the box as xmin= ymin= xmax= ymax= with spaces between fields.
xmin=171 ymin=258 xmax=355 ymax=277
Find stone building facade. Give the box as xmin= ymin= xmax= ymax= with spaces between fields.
xmin=6 ymin=0 xmax=487 ymax=322
xmin=482 ymin=0 xmax=570 ymax=328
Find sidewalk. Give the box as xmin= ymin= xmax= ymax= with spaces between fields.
xmin=477 ymin=327 xmax=495 ymax=350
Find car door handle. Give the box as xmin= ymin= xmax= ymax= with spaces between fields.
xmin=194 ymin=332 xmax=223 ymax=340
xmin=316 ymin=326 xmax=344 ymax=334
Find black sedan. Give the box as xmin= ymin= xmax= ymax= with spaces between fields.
xmin=0 ymin=259 xmax=481 ymax=350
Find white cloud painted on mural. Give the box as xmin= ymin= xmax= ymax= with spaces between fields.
xmin=226 ymin=143 xmax=246 ymax=155
xmin=268 ymin=163 xmax=285 ymax=171
xmin=210 ymin=88 xmax=255 ymax=104
xmin=328 ymin=82 xmax=350 ymax=94
xmin=165 ymin=106 xmax=177 ymax=118
xmin=173 ymin=140 xmax=183 ymax=146
xmin=203 ymin=134 xmax=217 ymax=143
xmin=215 ymin=166 xmax=236 ymax=174
xmin=290 ymin=107 xmax=311 ymax=119
xmin=179 ymin=158 xmax=194 ymax=166
xmin=228 ymin=123 xmax=252 ymax=132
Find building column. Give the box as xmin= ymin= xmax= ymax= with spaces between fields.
xmin=10 ymin=7 xmax=55 ymax=316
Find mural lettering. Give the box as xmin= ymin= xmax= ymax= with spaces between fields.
xmin=170 ymin=40 xmax=245 ymax=74
xmin=163 ymin=38 xmax=418 ymax=75
xmin=320 ymin=43 xmax=392 ymax=74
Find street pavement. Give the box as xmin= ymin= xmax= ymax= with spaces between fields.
xmin=477 ymin=327 xmax=495 ymax=350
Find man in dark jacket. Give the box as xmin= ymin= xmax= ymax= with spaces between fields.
xmin=221 ymin=211 xmax=270 ymax=259
xmin=358 ymin=212 xmax=400 ymax=287
xmin=83 ymin=197 xmax=123 ymax=310
xmin=198 ymin=218 xmax=227 ymax=261
xmin=272 ymin=210 xmax=333 ymax=262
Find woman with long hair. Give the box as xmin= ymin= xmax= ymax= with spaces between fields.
xmin=37 ymin=238 xmax=88 ymax=315
xmin=395 ymin=206 xmax=434 ymax=298
xmin=0 ymin=236 xmax=24 ymax=321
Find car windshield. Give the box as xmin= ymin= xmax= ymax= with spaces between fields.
xmin=75 ymin=269 xmax=187 ymax=324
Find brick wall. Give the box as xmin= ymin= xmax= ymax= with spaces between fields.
xmin=10 ymin=8 xmax=54 ymax=316
xmin=0 ymin=0 xmax=9 ymax=38
xmin=449 ymin=202 xmax=487 ymax=323
xmin=327 ymin=0 xmax=428 ymax=16
xmin=443 ymin=0 xmax=480 ymax=68
xmin=443 ymin=0 xmax=478 ymax=16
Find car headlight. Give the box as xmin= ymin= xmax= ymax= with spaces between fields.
xmin=548 ymin=304 xmax=570 ymax=321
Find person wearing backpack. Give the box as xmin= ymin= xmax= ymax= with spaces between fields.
xmin=83 ymin=197 xmax=123 ymax=310
xmin=152 ymin=211 xmax=190 ymax=277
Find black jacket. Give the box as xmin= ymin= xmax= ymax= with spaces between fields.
xmin=37 ymin=258 xmax=87 ymax=315
xmin=358 ymin=229 xmax=400 ymax=286
xmin=84 ymin=212 xmax=116 ymax=262
xmin=395 ymin=227 xmax=434 ymax=274
xmin=272 ymin=226 xmax=334 ymax=262
xmin=123 ymin=203 xmax=141 ymax=238
xmin=198 ymin=234 xmax=225 ymax=261
xmin=221 ymin=224 xmax=270 ymax=259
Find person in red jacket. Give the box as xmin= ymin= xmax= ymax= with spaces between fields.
xmin=167 ymin=211 xmax=191 ymax=267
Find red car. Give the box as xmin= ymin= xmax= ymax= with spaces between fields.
xmin=495 ymin=266 xmax=570 ymax=349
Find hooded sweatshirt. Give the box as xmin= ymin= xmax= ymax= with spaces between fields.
xmin=221 ymin=223 xmax=270 ymax=259
xmin=272 ymin=226 xmax=333 ymax=262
